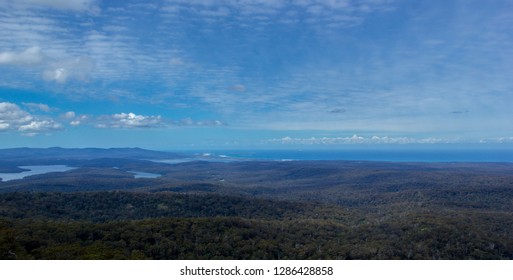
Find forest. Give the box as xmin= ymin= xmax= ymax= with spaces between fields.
xmin=0 ymin=148 xmax=512 ymax=259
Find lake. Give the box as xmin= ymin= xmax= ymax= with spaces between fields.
xmin=0 ymin=165 xmax=76 ymax=182
xmin=127 ymin=171 xmax=161 ymax=179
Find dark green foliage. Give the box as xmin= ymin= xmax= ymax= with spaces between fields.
xmin=1 ymin=212 xmax=512 ymax=260
xmin=0 ymin=192 xmax=349 ymax=222
xmin=1 ymin=158 xmax=513 ymax=259
xmin=1 ymin=191 xmax=513 ymax=259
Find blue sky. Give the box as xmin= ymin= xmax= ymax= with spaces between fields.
xmin=0 ymin=0 xmax=512 ymax=149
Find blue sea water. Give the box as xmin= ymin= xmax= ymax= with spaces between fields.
xmin=190 ymin=148 xmax=513 ymax=163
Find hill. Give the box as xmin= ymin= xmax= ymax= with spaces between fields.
xmin=1 ymin=148 xmax=513 ymax=259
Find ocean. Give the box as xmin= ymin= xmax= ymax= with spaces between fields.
xmin=188 ymin=148 xmax=513 ymax=163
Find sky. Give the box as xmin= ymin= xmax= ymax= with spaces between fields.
xmin=0 ymin=0 xmax=512 ymax=150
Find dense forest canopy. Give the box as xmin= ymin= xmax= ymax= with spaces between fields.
xmin=1 ymin=148 xmax=513 ymax=259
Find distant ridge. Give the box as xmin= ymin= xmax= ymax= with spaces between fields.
xmin=0 ymin=147 xmax=183 ymax=161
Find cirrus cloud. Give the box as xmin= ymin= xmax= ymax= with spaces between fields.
xmin=0 ymin=46 xmax=96 ymax=84
xmin=0 ymin=46 xmax=45 ymax=66
xmin=42 ymin=57 xmax=95 ymax=83
xmin=0 ymin=0 xmax=99 ymax=12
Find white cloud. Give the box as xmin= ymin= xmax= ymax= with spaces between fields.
xmin=0 ymin=46 xmax=45 ymax=65
xmin=0 ymin=123 xmax=9 ymax=130
xmin=269 ymin=135 xmax=513 ymax=145
xmin=69 ymin=120 xmax=81 ymax=126
xmin=195 ymin=120 xmax=225 ymax=126
xmin=22 ymin=102 xmax=51 ymax=112
xmin=93 ymin=113 xmax=227 ymax=129
xmin=479 ymin=137 xmax=513 ymax=144
xmin=43 ymin=57 xmax=95 ymax=83
xmin=62 ymin=111 xmax=76 ymax=119
xmin=0 ymin=102 xmax=33 ymax=130
xmin=18 ymin=119 xmax=62 ymax=132
xmin=175 ymin=118 xmax=226 ymax=126
xmin=43 ymin=67 xmax=68 ymax=83
xmin=0 ymin=102 xmax=62 ymax=134
xmin=61 ymin=111 xmax=86 ymax=126
xmin=97 ymin=112 xmax=163 ymax=129
xmin=0 ymin=45 xmax=95 ymax=84
xmin=62 ymin=112 xmax=88 ymax=126
xmin=267 ymin=134 xmax=452 ymax=145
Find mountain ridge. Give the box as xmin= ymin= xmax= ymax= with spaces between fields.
xmin=0 ymin=147 xmax=183 ymax=161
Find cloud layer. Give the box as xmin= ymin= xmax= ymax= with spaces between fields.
xmin=96 ymin=113 xmax=163 ymax=129
xmin=0 ymin=102 xmax=61 ymax=135
xmin=1 ymin=1 xmax=512 ymax=146
xmin=268 ymin=135 xmax=513 ymax=145
xmin=0 ymin=101 xmax=229 ymax=136
xmin=0 ymin=46 xmax=45 ymax=65
xmin=0 ymin=0 xmax=99 ymax=12
xmin=94 ymin=113 xmax=226 ymax=129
